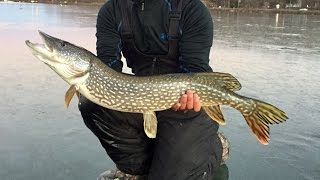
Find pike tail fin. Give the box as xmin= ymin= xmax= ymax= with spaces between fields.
xmin=243 ymin=100 xmax=288 ymax=145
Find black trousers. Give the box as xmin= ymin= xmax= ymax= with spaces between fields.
xmin=79 ymin=96 xmax=222 ymax=180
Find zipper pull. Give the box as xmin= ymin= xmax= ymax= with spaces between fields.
xmin=151 ymin=57 xmax=157 ymax=75
xmin=141 ymin=2 xmax=144 ymax=11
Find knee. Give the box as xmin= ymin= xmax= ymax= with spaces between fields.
xmin=78 ymin=95 xmax=96 ymax=113
xmin=77 ymin=95 xmax=100 ymax=128
xmin=117 ymin=162 xmax=150 ymax=176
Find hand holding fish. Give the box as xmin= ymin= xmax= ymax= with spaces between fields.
xmin=172 ymin=90 xmax=201 ymax=112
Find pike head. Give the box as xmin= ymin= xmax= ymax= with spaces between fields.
xmin=25 ymin=31 xmax=91 ymax=85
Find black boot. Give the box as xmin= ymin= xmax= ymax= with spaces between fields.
xmin=97 ymin=169 xmax=147 ymax=180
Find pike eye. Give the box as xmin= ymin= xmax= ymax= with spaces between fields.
xmin=61 ymin=41 xmax=66 ymax=47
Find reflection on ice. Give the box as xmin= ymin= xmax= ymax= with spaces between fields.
xmin=213 ymin=11 xmax=320 ymax=54
xmin=0 ymin=2 xmax=99 ymax=28
xmin=275 ymin=13 xmax=279 ymax=26
xmin=278 ymin=33 xmax=302 ymax=36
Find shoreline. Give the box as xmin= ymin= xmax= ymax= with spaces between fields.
xmin=3 ymin=1 xmax=320 ymax=15
xmin=208 ymin=7 xmax=320 ymax=15
xmin=1 ymin=0 xmax=104 ymax=6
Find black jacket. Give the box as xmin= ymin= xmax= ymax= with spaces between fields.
xmin=96 ymin=0 xmax=214 ymax=74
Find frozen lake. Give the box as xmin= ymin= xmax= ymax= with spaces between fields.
xmin=0 ymin=2 xmax=319 ymax=180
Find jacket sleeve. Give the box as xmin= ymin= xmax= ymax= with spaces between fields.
xmin=178 ymin=0 xmax=213 ymax=73
xmin=96 ymin=0 xmax=123 ymax=72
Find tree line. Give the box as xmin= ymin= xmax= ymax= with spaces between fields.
xmin=8 ymin=0 xmax=320 ymax=10
xmin=10 ymin=0 xmax=107 ymax=4
xmin=207 ymin=0 xmax=320 ymax=9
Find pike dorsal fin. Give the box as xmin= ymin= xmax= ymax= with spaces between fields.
xmin=203 ymin=105 xmax=226 ymax=125
xmin=212 ymin=72 xmax=242 ymax=91
xmin=64 ymin=85 xmax=77 ymax=108
xmin=197 ymin=72 xmax=242 ymax=91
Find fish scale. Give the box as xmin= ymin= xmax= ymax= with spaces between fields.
xmin=25 ymin=31 xmax=288 ymax=144
xmin=83 ymin=59 xmax=227 ymax=113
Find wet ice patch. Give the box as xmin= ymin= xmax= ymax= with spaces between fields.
xmin=279 ymin=33 xmax=302 ymax=37
xmin=280 ymin=47 xmax=298 ymax=51
xmin=270 ymin=26 xmax=285 ymax=29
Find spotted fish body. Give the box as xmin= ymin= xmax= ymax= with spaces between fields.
xmin=26 ymin=31 xmax=288 ymax=145
xmin=84 ymin=59 xmax=242 ymax=113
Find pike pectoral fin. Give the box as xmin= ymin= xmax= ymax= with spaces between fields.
xmin=64 ymin=85 xmax=77 ymax=108
xmin=203 ymin=105 xmax=226 ymax=125
xmin=243 ymin=100 xmax=288 ymax=145
xmin=143 ymin=111 xmax=158 ymax=138
xmin=76 ymin=91 xmax=80 ymax=99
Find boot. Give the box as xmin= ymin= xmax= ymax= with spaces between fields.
xmin=217 ymin=132 xmax=230 ymax=165
xmin=97 ymin=169 xmax=147 ymax=180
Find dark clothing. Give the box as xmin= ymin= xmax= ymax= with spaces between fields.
xmin=79 ymin=0 xmax=223 ymax=179
xmin=96 ymin=0 xmax=213 ymax=74
xmin=79 ymin=96 xmax=222 ymax=179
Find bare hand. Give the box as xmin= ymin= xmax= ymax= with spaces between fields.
xmin=172 ymin=90 xmax=201 ymax=112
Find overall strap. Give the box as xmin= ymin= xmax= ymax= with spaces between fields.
xmin=167 ymin=0 xmax=183 ymax=60
xmin=119 ymin=0 xmax=133 ymax=40
xmin=118 ymin=0 xmax=157 ymax=61
xmin=119 ymin=0 xmax=184 ymax=58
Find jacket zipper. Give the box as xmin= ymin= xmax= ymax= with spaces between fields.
xmin=151 ymin=57 xmax=157 ymax=75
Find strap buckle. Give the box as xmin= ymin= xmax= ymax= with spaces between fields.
xmin=121 ymin=32 xmax=133 ymax=39
xmin=169 ymin=11 xmax=181 ymax=20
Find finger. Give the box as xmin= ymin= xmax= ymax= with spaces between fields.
xmin=179 ymin=94 xmax=187 ymax=110
xmin=193 ymin=93 xmax=201 ymax=112
xmin=172 ymin=103 xmax=181 ymax=111
xmin=186 ymin=90 xmax=194 ymax=110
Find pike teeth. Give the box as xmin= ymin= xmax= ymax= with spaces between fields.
xmin=44 ymin=43 xmax=53 ymax=52
xmin=42 ymin=40 xmax=53 ymax=52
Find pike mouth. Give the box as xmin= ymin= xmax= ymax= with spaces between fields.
xmin=25 ymin=30 xmax=66 ymax=65
xmin=25 ymin=31 xmax=54 ymax=53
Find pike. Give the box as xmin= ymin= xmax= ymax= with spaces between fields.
xmin=25 ymin=31 xmax=288 ymax=145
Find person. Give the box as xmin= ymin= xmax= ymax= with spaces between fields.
xmin=78 ymin=0 xmax=229 ymax=179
